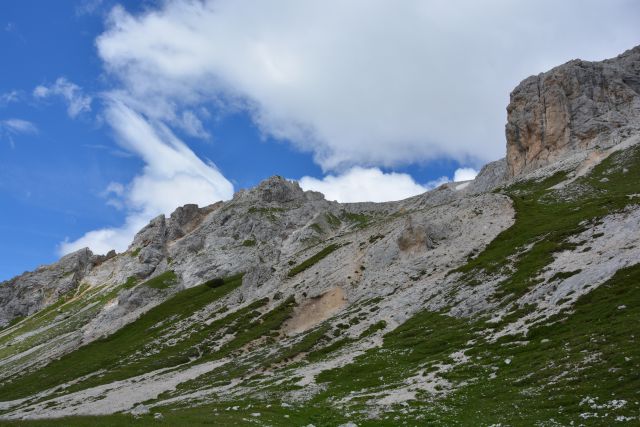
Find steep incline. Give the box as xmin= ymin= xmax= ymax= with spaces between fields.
xmin=0 ymin=45 xmax=639 ymax=426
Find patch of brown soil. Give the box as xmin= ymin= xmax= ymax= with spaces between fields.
xmin=284 ymin=287 xmax=347 ymax=335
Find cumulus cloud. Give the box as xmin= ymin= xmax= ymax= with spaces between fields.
xmin=58 ymin=99 xmax=234 ymax=255
xmin=298 ymin=166 xmax=478 ymax=203
xmin=34 ymin=77 xmax=92 ymax=118
xmin=96 ymin=0 xmax=640 ymax=171
xmin=59 ymin=217 xmax=148 ymax=256
xmin=453 ymin=168 xmax=478 ymax=182
xmin=299 ymin=167 xmax=429 ymax=202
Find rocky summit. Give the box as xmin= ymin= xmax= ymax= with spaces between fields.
xmin=1 ymin=47 xmax=640 ymax=426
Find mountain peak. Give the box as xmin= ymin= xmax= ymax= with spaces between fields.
xmin=506 ymin=44 xmax=640 ymax=177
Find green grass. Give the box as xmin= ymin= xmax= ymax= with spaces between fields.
xmin=0 ymin=401 xmax=353 ymax=427
xmin=314 ymin=310 xmax=474 ymax=398
xmin=166 ymin=295 xmax=298 ymax=392
xmin=310 ymin=223 xmax=323 ymax=234
xmin=0 ymin=275 xmax=243 ymax=401
xmin=435 ymin=262 xmax=640 ymax=425
xmin=298 ymin=263 xmax=640 ymax=425
xmin=241 ymin=239 xmax=256 ymax=247
xmin=247 ymin=207 xmax=284 ymax=221
xmin=141 ymin=270 xmax=178 ymax=290
xmin=287 ymin=243 xmax=343 ymax=277
xmin=342 ymin=211 xmax=371 ymax=228
xmin=325 ymin=212 xmax=341 ymax=228
xmin=455 ymin=144 xmax=640 ymax=302
xmin=3 ymin=316 xmax=25 ymax=330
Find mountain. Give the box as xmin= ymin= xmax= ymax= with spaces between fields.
xmin=0 ymin=46 xmax=639 ymax=426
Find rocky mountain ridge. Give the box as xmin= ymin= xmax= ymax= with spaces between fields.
xmin=506 ymin=45 xmax=640 ymax=177
xmin=0 ymin=46 xmax=639 ymax=426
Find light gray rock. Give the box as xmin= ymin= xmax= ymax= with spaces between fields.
xmin=506 ymin=45 xmax=640 ymax=177
xmin=0 ymin=248 xmax=96 ymax=327
xmin=467 ymin=158 xmax=507 ymax=194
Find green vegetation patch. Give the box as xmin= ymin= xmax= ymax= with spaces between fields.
xmin=287 ymin=243 xmax=344 ymax=277
xmin=247 ymin=206 xmax=285 ymax=221
xmin=342 ymin=211 xmax=371 ymax=228
xmin=455 ymin=144 xmax=640 ymax=302
xmin=325 ymin=212 xmax=342 ymax=228
xmin=315 ymin=310 xmax=473 ymax=398
xmin=0 ymin=275 xmax=243 ymax=400
xmin=310 ymin=223 xmax=323 ymax=234
xmin=435 ymin=262 xmax=640 ymax=425
xmin=142 ymin=270 xmax=178 ymax=290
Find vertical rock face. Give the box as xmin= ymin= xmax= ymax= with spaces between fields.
xmin=506 ymin=45 xmax=640 ymax=177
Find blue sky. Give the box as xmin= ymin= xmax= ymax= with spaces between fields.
xmin=1 ymin=0 xmax=638 ymax=281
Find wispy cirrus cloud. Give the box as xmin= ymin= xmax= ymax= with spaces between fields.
xmin=0 ymin=118 xmax=38 ymax=148
xmin=33 ymin=77 xmax=92 ymax=118
xmin=0 ymin=118 xmax=38 ymax=134
xmin=59 ymin=98 xmax=233 ymax=255
xmin=0 ymin=90 xmax=21 ymax=106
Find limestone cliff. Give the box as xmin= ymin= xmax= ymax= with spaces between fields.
xmin=506 ymin=45 xmax=640 ymax=177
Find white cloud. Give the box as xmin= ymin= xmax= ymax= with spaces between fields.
xmin=179 ymin=110 xmax=210 ymax=139
xmin=298 ymin=166 xmax=478 ymax=203
xmin=0 ymin=118 xmax=38 ymax=134
xmin=0 ymin=118 xmax=37 ymax=148
xmin=58 ymin=99 xmax=234 ymax=255
xmin=76 ymin=0 xmax=105 ymax=16
xmin=96 ymin=0 xmax=640 ymax=171
xmin=0 ymin=90 xmax=20 ymax=106
xmin=453 ymin=168 xmax=478 ymax=182
xmin=59 ymin=217 xmax=148 ymax=256
xmin=299 ymin=167 xmax=429 ymax=202
xmin=34 ymin=77 xmax=92 ymax=118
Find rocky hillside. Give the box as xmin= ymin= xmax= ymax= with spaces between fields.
xmin=0 ymin=46 xmax=639 ymax=426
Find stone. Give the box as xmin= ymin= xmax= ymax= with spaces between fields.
xmin=467 ymin=158 xmax=508 ymax=194
xmin=506 ymin=45 xmax=640 ymax=177
xmin=0 ymin=247 xmax=95 ymax=327
xmin=397 ymin=217 xmax=433 ymax=252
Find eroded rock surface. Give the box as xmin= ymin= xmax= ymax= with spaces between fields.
xmin=506 ymin=45 xmax=640 ymax=177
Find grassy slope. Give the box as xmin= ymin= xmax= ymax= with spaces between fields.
xmin=0 ymin=274 xmax=243 ymax=400
xmin=287 ymin=243 xmax=343 ymax=277
xmin=457 ymin=145 xmax=640 ymax=302
xmin=3 ymin=146 xmax=640 ymax=425
xmin=10 ymin=263 xmax=638 ymax=425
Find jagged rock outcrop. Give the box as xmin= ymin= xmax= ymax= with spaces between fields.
xmin=506 ymin=45 xmax=640 ymax=177
xmin=467 ymin=158 xmax=507 ymax=194
xmin=0 ymin=248 xmax=97 ymax=326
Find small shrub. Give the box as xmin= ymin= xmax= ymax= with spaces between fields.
xmin=205 ymin=278 xmax=225 ymax=289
